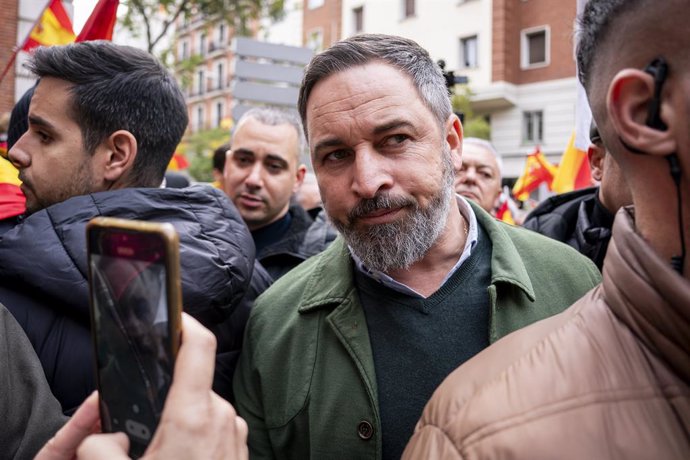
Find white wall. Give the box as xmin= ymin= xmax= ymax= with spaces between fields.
xmin=340 ymin=0 xmax=493 ymax=88
xmin=490 ymin=77 xmax=578 ymax=178
xmin=259 ymin=0 xmax=304 ymax=46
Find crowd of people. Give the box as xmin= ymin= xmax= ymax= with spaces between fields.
xmin=0 ymin=0 xmax=687 ymax=458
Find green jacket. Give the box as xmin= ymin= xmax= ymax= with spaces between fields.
xmin=234 ymin=202 xmax=601 ymax=459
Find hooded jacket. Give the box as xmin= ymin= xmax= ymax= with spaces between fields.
xmin=523 ymin=187 xmax=614 ymax=270
xmin=256 ymin=204 xmax=338 ymax=281
xmin=0 ymin=185 xmax=255 ymax=412
xmin=404 ymin=207 xmax=689 ymax=459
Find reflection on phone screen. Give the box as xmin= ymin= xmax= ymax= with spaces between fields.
xmin=90 ymin=233 xmax=174 ymax=458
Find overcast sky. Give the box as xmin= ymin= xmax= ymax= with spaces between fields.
xmin=72 ymin=0 xmax=100 ymax=33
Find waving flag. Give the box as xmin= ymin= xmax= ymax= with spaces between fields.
xmin=76 ymin=0 xmax=120 ymax=42
xmin=511 ymin=147 xmax=558 ymax=201
xmin=21 ymin=0 xmax=76 ymax=52
xmin=551 ymin=130 xmax=593 ymax=193
xmin=0 ymin=157 xmax=26 ymax=219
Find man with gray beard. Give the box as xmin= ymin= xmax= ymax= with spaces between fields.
xmin=233 ymin=34 xmax=601 ymax=460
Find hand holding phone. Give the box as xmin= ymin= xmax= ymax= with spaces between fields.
xmin=35 ymin=314 xmax=249 ymax=460
xmin=86 ymin=217 xmax=182 ymax=458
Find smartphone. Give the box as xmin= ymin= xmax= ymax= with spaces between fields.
xmin=86 ymin=217 xmax=182 ymax=458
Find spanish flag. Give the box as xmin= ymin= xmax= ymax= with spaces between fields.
xmin=551 ymin=131 xmax=592 ymax=193
xmin=167 ymin=152 xmax=189 ymax=171
xmin=76 ymin=0 xmax=120 ymax=42
xmin=0 ymin=157 xmax=26 ymax=220
xmin=21 ymin=0 xmax=76 ymax=52
xmin=511 ymin=147 xmax=558 ymax=201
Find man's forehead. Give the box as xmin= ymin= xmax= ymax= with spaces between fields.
xmin=30 ymin=77 xmax=78 ymax=126
xmin=462 ymin=144 xmax=499 ymax=170
xmin=232 ymin=118 xmax=300 ymax=162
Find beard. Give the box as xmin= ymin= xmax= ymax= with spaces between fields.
xmin=331 ymin=147 xmax=456 ymax=273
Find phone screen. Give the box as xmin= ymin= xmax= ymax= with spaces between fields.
xmin=88 ymin=226 xmax=177 ymax=458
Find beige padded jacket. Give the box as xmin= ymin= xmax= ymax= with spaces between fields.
xmin=404 ymin=208 xmax=690 ymax=459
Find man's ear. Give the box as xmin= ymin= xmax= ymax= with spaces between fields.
xmin=607 ymin=68 xmax=676 ymax=156
xmin=103 ymin=130 xmax=137 ymax=183
xmin=588 ymin=144 xmax=605 ymax=182
xmin=292 ymin=164 xmax=307 ymax=193
xmin=445 ymin=113 xmax=463 ymax=158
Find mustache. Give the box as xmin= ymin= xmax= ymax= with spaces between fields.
xmin=348 ymin=193 xmax=416 ymax=221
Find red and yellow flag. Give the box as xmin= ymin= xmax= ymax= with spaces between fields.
xmin=21 ymin=0 xmax=76 ymax=52
xmin=0 ymin=157 xmax=26 ymax=219
xmin=167 ymin=152 xmax=189 ymax=171
xmin=511 ymin=147 xmax=558 ymax=201
xmin=76 ymin=0 xmax=120 ymax=42
xmin=551 ymin=131 xmax=593 ymax=194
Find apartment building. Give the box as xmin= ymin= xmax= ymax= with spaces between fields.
xmin=175 ymin=16 xmax=234 ymax=133
xmin=306 ymin=0 xmax=579 ymax=178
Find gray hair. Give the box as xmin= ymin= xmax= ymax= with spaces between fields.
xmin=297 ymin=34 xmax=452 ymax=140
xmin=234 ymin=106 xmax=307 ymax=163
xmin=463 ymin=137 xmax=503 ymax=176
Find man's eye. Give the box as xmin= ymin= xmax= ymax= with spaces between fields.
xmin=267 ymin=162 xmax=285 ymax=173
xmin=325 ymin=150 xmax=350 ymax=162
xmin=234 ymin=156 xmax=252 ymax=166
xmin=382 ymin=134 xmax=409 ymax=147
xmin=37 ymin=131 xmax=51 ymax=143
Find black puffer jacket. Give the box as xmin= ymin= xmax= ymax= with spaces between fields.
xmin=0 ymin=185 xmax=255 ymax=412
xmin=258 ymin=204 xmax=338 ymax=280
xmin=523 ymin=187 xmax=613 ymax=270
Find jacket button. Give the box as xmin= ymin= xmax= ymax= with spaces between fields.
xmin=357 ymin=420 xmax=374 ymax=440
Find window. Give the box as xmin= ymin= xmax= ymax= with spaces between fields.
xmin=353 ymin=7 xmax=364 ymax=33
xmin=218 ymin=23 xmax=226 ymax=46
xmin=523 ymin=110 xmax=543 ymax=143
xmin=216 ymin=62 xmax=224 ymax=90
xmin=180 ymin=41 xmax=189 ymax=60
xmin=308 ymin=0 xmax=324 ymax=9
xmin=460 ymin=35 xmax=478 ymax=68
xmin=402 ymin=0 xmax=415 ymax=18
xmin=214 ymin=101 xmax=224 ymax=128
xmin=199 ymin=32 xmax=206 ymax=56
xmin=196 ymin=106 xmax=205 ymax=132
xmin=197 ymin=70 xmax=204 ymax=95
xmin=521 ymin=26 xmax=549 ymax=68
xmin=306 ymin=29 xmax=324 ymax=53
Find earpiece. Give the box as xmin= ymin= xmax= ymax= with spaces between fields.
xmin=644 ymin=57 xmax=668 ymax=131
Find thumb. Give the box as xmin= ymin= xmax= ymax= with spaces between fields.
xmin=76 ymin=432 xmax=130 ymax=460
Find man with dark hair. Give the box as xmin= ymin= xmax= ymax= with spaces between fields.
xmin=223 ymin=106 xmax=336 ymax=280
xmin=233 ymin=34 xmax=600 ymax=459
xmin=523 ymin=122 xmax=632 ymax=270
xmin=212 ymin=142 xmax=230 ymax=189
xmin=404 ymin=1 xmax=690 ymax=458
xmin=2 ymin=41 xmax=258 ymax=412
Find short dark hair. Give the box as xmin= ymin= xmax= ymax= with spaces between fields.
xmin=576 ymin=0 xmax=644 ymax=90
xmin=27 ymin=41 xmax=189 ymax=187
xmin=297 ymin=34 xmax=451 ymax=140
xmin=213 ymin=142 xmax=230 ymax=172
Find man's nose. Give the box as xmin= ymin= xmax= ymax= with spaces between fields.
xmin=8 ymin=135 xmax=31 ymax=169
xmin=351 ymin=147 xmax=393 ymax=199
xmin=461 ymin=167 xmax=477 ymax=184
xmin=244 ymin=162 xmax=264 ymax=188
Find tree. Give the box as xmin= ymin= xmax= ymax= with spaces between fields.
xmin=121 ymin=0 xmax=286 ymax=54
xmin=452 ymin=85 xmax=491 ymax=140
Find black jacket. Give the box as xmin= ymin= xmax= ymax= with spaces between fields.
xmin=523 ymin=187 xmax=614 ymax=270
xmin=256 ymin=204 xmax=338 ymax=280
xmin=0 ymin=185 xmax=255 ymax=412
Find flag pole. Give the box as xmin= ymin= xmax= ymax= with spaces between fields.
xmin=0 ymin=0 xmax=52 ymax=85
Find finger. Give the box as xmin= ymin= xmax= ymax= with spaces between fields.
xmin=76 ymin=433 xmax=129 ymax=460
xmin=235 ymin=416 xmax=249 ymax=459
xmin=167 ymin=313 xmax=217 ymax=403
xmin=36 ymin=392 xmax=101 ymax=460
